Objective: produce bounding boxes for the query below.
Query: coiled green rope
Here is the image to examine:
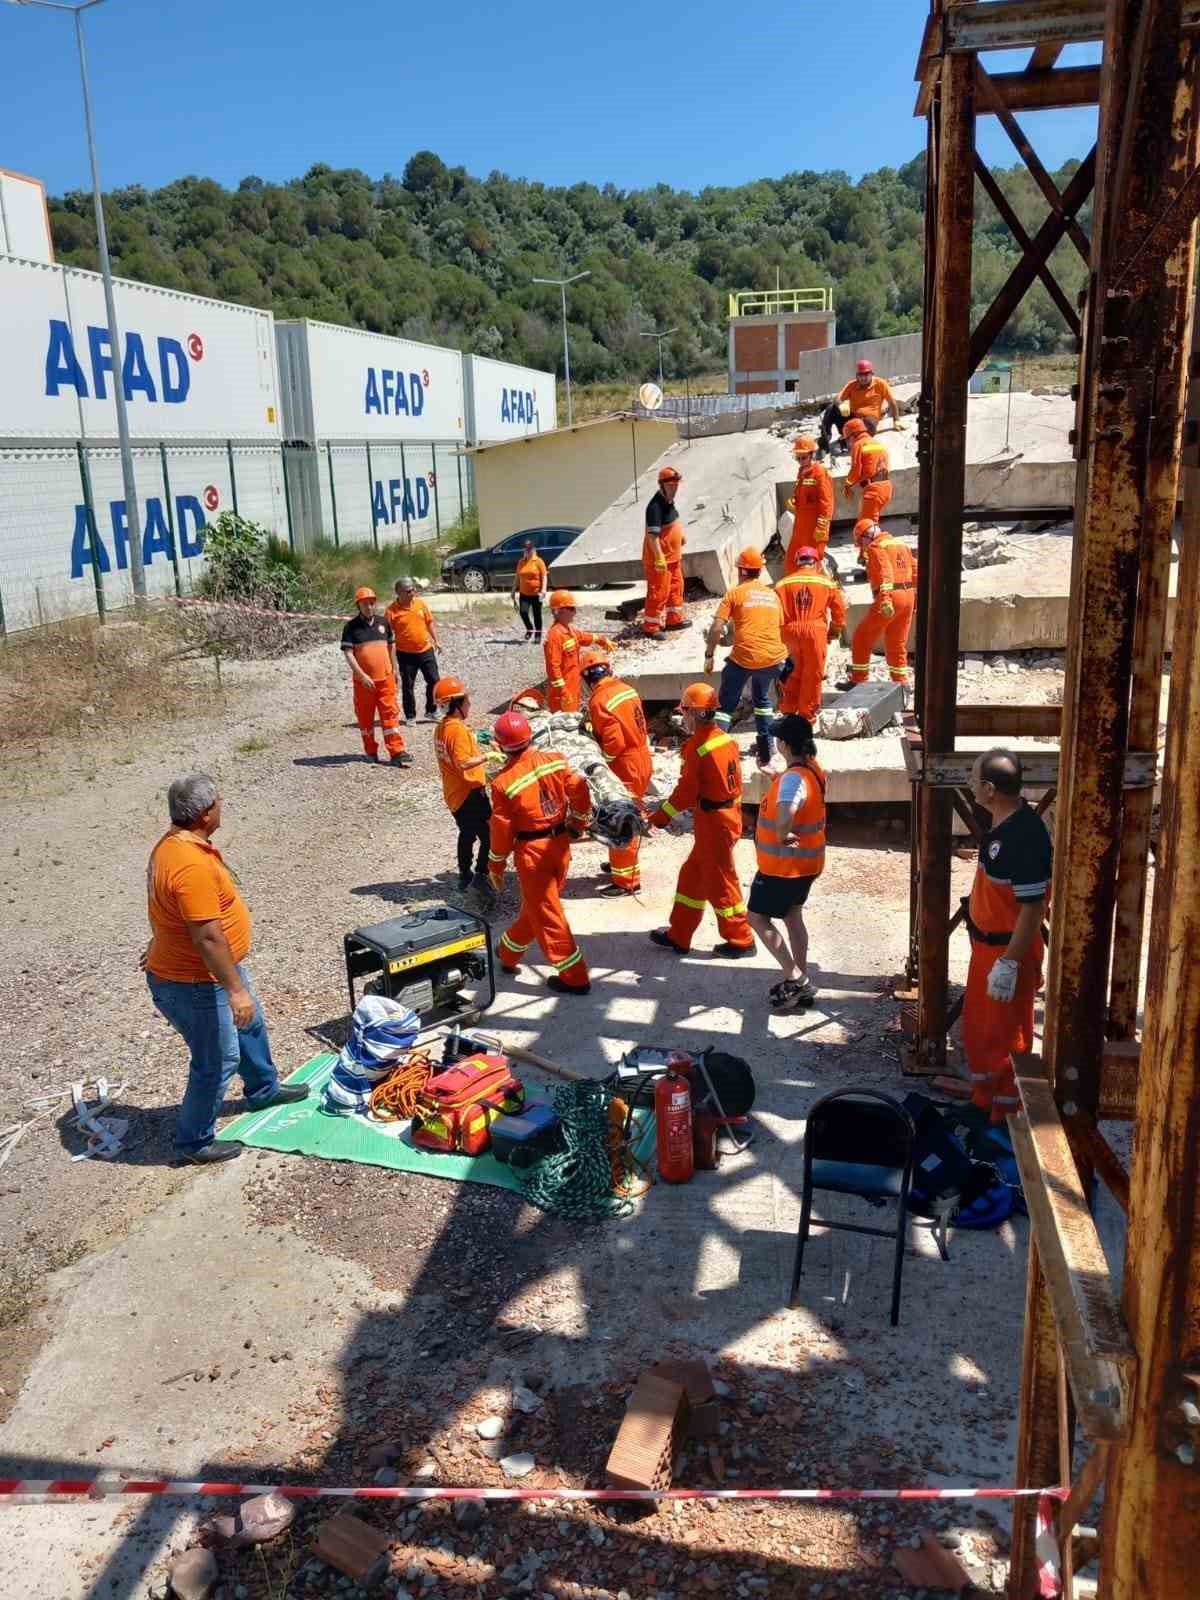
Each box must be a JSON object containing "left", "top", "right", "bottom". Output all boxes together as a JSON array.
[{"left": 519, "top": 1080, "right": 634, "bottom": 1220}]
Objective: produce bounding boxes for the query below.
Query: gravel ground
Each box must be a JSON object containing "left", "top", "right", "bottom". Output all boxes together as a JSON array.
[{"left": 0, "top": 596, "right": 1017, "bottom": 1599}]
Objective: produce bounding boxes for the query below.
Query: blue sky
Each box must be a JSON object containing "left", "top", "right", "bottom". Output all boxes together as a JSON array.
[{"left": 1, "top": 1, "right": 1100, "bottom": 198}]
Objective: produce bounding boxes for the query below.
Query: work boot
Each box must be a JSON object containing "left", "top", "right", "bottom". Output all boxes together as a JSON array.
[
  {"left": 472, "top": 873, "right": 497, "bottom": 909},
  {"left": 395, "top": 751, "right": 414, "bottom": 768},
  {"left": 713, "top": 940, "right": 756, "bottom": 959},
  {"left": 598, "top": 881, "right": 636, "bottom": 898},
  {"left": 599, "top": 863, "right": 612, "bottom": 875},
  {"left": 533, "top": 633, "right": 542, "bottom": 643},
  {"left": 181, "top": 1141, "right": 244, "bottom": 1165},
  {"left": 248, "top": 1084, "right": 309, "bottom": 1111},
  {"left": 665, "top": 620, "right": 693, "bottom": 631},
  {"left": 547, "top": 975, "right": 591, "bottom": 996},
  {"left": 458, "top": 869, "right": 474, "bottom": 892},
  {"left": 834, "top": 678, "right": 859, "bottom": 693},
  {"left": 650, "top": 928, "right": 687, "bottom": 954}
]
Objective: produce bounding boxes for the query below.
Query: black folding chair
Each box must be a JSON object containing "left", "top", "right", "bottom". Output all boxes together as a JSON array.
[{"left": 789, "top": 1088, "right": 917, "bottom": 1327}]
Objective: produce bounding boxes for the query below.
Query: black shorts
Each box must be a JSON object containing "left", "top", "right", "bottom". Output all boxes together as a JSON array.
[{"left": 747, "top": 870, "right": 816, "bottom": 918}]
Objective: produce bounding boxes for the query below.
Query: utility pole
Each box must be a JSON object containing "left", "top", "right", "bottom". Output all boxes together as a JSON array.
[
  {"left": 639, "top": 325, "right": 678, "bottom": 388},
  {"left": 5, "top": 0, "right": 145, "bottom": 600},
  {"left": 532, "top": 271, "right": 590, "bottom": 427}
]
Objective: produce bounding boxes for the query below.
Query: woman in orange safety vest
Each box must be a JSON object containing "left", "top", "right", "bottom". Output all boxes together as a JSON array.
[{"left": 746, "top": 713, "right": 826, "bottom": 1010}]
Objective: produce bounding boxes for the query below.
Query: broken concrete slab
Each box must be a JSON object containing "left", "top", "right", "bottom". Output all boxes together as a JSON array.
[
  {"left": 167, "top": 1548, "right": 218, "bottom": 1600},
  {"left": 816, "top": 681, "right": 905, "bottom": 740}
]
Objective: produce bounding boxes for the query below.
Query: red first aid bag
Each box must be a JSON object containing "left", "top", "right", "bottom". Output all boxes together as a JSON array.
[{"left": 411, "top": 1053, "right": 524, "bottom": 1155}]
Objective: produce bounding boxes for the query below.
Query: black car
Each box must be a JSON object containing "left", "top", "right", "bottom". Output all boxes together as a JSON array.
[{"left": 441, "top": 525, "right": 583, "bottom": 593}]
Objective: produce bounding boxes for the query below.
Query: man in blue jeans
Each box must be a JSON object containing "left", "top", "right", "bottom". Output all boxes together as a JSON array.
[
  {"left": 143, "top": 774, "right": 307, "bottom": 1164},
  {"left": 703, "top": 547, "right": 787, "bottom": 769}
]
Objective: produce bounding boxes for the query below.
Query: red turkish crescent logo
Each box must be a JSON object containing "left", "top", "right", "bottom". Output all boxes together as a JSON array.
[
  {"left": 202, "top": 485, "right": 220, "bottom": 512},
  {"left": 421, "top": 369, "right": 430, "bottom": 387},
  {"left": 187, "top": 334, "right": 205, "bottom": 361}
]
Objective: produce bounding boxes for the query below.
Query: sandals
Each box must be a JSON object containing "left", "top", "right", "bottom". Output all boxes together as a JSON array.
[{"left": 769, "top": 978, "right": 817, "bottom": 1010}]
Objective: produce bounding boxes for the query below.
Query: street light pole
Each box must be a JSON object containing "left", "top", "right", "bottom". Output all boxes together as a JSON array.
[
  {"left": 532, "top": 271, "right": 590, "bottom": 427},
  {"left": 639, "top": 325, "right": 678, "bottom": 388},
  {"left": 5, "top": 0, "right": 145, "bottom": 601}
]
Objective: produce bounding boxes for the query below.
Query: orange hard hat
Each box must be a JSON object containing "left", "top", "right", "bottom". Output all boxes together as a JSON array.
[
  {"left": 579, "top": 646, "right": 611, "bottom": 675},
  {"left": 433, "top": 675, "right": 467, "bottom": 703},
  {"left": 736, "top": 546, "right": 764, "bottom": 572},
  {"left": 856, "top": 359, "right": 874, "bottom": 375},
  {"left": 354, "top": 586, "right": 377, "bottom": 602},
  {"left": 657, "top": 465, "right": 682, "bottom": 484},
  {"left": 843, "top": 417, "right": 868, "bottom": 441},
  {"left": 550, "top": 589, "right": 577, "bottom": 611},
  {"left": 792, "top": 435, "right": 817, "bottom": 456},
  {"left": 678, "top": 681, "right": 719, "bottom": 714},
  {"left": 510, "top": 685, "right": 546, "bottom": 712},
  {"left": 857, "top": 520, "right": 883, "bottom": 546},
  {"left": 494, "top": 711, "right": 533, "bottom": 752},
  {"left": 793, "top": 546, "right": 820, "bottom": 565}
]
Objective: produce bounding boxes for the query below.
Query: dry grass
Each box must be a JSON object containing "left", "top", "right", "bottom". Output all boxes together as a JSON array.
[
  {"left": 0, "top": 613, "right": 204, "bottom": 749},
  {"left": 569, "top": 371, "right": 728, "bottom": 422}
]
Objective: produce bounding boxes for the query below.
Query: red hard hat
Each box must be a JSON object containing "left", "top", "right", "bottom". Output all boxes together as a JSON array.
[
  {"left": 493, "top": 711, "right": 533, "bottom": 752},
  {"left": 843, "top": 417, "right": 868, "bottom": 441},
  {"left": 657, "top": 465, "right": 682, "bottom": 484},
  {"left": 794, "top": 546, "right": 820, "bottom": 565},
  {"left": 736, "top": 546, "right": 764, "bottom": 572},
  {"left": 856, "top": 360, "right": 874, "bottom": 375},
  {"left": 550, "top": 588, "right": 577, "bottom": 611},
  {"left": 433, "top": 675, "right": 467, "bottom": 703}
]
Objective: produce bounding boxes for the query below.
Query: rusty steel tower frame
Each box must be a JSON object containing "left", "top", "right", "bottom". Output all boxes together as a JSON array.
[{"left": 910, "top": 4, "right": 1200, "bottom": 1597}]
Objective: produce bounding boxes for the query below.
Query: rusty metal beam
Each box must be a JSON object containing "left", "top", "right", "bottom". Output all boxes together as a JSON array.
[
  {"left": 915, "top": 48, "right": 975, "bottom": 1072},
  {"left": 1010, "top": 1245, "right": 1067, "bottom": 1598},
  {"left": 1043, "top": 2, "right": 1189, "bottom": 1126},
  {"left": 1108, "top": 48, "right": 1198, "bottom": 1040},
  {"left": 979, "top": 64, "right": 1102, "bottom": 111},
  {"left": 1101, "top": 270, "right": 1200, "bottom": 1600},
  {"left": 975, "top": 64, "right": 1092, "bottom": 261},
  {"left": 1114, "top": 160, "right": 1200, "bottom": 289},
  {"left": 1029, "top": 41, "right": 1066, "bottom": 72},
  {"left": 952, "top": 704, "right": 1063, "bottom": 738},
  {"left": 1064, "top": 1110, "right": 1132, "bottom": 1212},
  {"left": 968, "top": 151, "right": 1096, "bottom": 376},
  {"left": 1099, "top": 1038, "right": 1140, "bottom": 1119},
  {"left": 1010, "top": 1067, "right": 1134, "bottom": 1439},
  {"left": 974, "top": 154, "right": 1082, "bottom": 337}
]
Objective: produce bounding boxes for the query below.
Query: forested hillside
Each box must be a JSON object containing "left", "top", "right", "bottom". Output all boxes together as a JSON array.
[{"left": 46, "top": 150, "right": 1090, "bottom": 383}]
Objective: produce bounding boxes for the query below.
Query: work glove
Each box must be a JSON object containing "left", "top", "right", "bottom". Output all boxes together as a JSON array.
[
  {"left": 841, "top": 482, "right": 854, "bottom": 501},
  {"left": 600, "top": 637, "right": 616, "bottom": 651},
  {"left": 987, "top": 958, "right": 1020, "bottom": 1004},
  {"left": 879, "top": 600, "right": 895, "bottom": 620}
]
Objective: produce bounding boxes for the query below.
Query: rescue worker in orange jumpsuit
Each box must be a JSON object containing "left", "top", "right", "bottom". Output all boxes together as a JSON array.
[
  {"left": 642, "top": 465, "right": 689, "bottom": 636},
  {"left": 339, "top": 586, "right": 412, "bottom": 767},
  {"left": 647, "top": 682, "right": 755, "bottom": 959},
  {"left": 704, "top": 547, "right": 787, "bottom": 768},
  {"left": 432, "top": 675, "right": 493, "bottom": 900},
  {"left": 785, "top": 437, "right": 835, "bottom": 571},
  {"left": 776, "top": 548, "right": 848, "bottom": 722},
  {"left": 747, "top": 712, "right": 826, "bottom": 1010},
  {"left": 818, "top": 359, "right": 897, "bottom": 456},
  {"left": 962, "top": 749, "right": 1052, "bottom": 1123},
  {"left": 841, "top": 418, "right": 893, "bottom": 534},
  {"left": 543, "top": 590, "right": 614, "bottom": 713},
  {"left": 843, "top": 525, "right": 917, "bottom": 688},
  {"left": 581, "top": 647, "right": 653, "bottom": 897},
  {"left": 487, "top": 711, "right": 594, "bottom": 995}
]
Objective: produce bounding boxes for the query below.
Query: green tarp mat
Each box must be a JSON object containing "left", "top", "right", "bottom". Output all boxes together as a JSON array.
[{"left": 218, "top": 1052, "right": 656, "bottom": 1195}]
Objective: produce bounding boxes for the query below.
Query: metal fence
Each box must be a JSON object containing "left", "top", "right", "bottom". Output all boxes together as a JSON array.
[{"left": 0, "top": 436, "right": 475, "bottom": 636}]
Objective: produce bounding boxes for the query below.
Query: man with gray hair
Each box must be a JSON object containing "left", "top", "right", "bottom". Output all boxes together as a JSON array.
[
  {"left": 385, "top": 575, "right": 441, "bottom": 722},
  {"left": 142, "top": 775, "right": 307, "bottom": 1163}
]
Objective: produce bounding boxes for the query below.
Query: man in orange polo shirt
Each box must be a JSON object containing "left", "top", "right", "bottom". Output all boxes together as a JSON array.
[
  {"left": 143, "top": 775, "right": 307, "bottom": 1163},
  {"left": 386, "top": 575, "right": 441, "bottom": 722}
]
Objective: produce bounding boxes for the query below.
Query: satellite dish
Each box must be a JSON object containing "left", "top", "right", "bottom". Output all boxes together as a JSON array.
[{"left": 638, "top": 382, "right": 664, "bottom": 411}]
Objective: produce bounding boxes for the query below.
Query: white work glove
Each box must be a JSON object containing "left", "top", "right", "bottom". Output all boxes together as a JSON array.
[{"left": 986, "top": 958, "right": 1019, "bottom": 1004}]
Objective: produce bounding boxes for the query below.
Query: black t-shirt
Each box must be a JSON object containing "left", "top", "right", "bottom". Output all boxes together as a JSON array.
[
  {"left": 979, "top": 800, "right": 1053, "bottom": 903},
  {"left": 340, "top": 614, "right": 394, "bottom": 651},
  {"left": 645, "top": 490, "right": 680, "bottom": 532}
]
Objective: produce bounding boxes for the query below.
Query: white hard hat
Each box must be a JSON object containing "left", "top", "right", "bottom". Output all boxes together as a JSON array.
[{"left": 638, "top": 382, "right": 664, "bottom": 411}]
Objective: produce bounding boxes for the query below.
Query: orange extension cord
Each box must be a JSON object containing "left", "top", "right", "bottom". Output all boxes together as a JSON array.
[{"left": 368, "top": 1049, "right": 437, "bottom": 1122}]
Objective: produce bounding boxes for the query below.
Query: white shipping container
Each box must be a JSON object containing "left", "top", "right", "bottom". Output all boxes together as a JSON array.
[
  {"left": 0, "top": 168, "right": 53, "bottom": 264},
  {"left": 0, "top": 443, "right": 287, "bottom": 633},
  {"left": 276, "top": 318, "right": 465, "bottom": 445},
  {"left": 0, "top": 255, "right": 281, "bottom": 442},
  {"left": 464, "top": 355, "right": 556, "bottom": 444}
]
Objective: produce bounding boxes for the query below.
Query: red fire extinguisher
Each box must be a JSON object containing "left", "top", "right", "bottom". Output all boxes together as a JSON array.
[{"left": 655, "top": 1067, "right": 694, "bottom": 1184}]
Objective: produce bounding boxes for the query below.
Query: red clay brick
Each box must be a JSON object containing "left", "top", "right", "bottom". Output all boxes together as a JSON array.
[
  {"left": 605, "top": 1372, "right": 689, "bottom": 1491},
  {"left": 313, "top": 1513, "right": 391, "bottom": 1589},
  {"left": 651, "top": 1358, "right": 721, "bottom": 1440}
]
